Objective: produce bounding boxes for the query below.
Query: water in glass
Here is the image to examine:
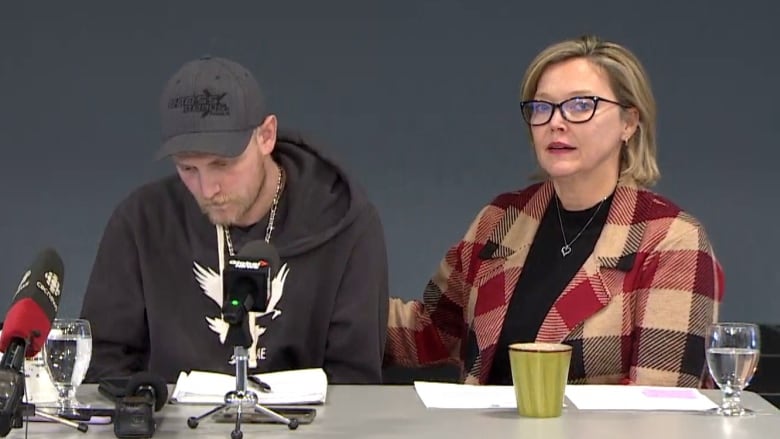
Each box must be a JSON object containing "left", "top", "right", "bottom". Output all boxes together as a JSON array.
[{"left": 706, "top": 347, "right": 759, "bottom": 391}]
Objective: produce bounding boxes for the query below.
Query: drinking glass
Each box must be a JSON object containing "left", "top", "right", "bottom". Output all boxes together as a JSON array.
[
  {"left": 705, "top": 322, "right": 760, "bottom": 416},
  {"left": 43, "top": 318, "right": 92, "bottom": 416}
]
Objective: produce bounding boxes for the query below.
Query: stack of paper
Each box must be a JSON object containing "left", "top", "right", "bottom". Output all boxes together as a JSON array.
[
  {"left": 413, "top": 381, "right": 517, "bottom": 408},
  {"left": 170, "top": 368, "right": 328, "bottom": 405},
  {"left": 564, "top": 385, "right": 718, "bottom": 411},
  {"left": 413, "top": 381, "right": 718, "bottom": 412}
]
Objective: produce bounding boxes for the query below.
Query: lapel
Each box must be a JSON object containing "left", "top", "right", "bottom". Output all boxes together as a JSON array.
[
  {"left": 467, "top": 180, "right": 646, "bottom": 383},
  {"left": 536, "top": 181, "right": 645, "bottom": 342}
]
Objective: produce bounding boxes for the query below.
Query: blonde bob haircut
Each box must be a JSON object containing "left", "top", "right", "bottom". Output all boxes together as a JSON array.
[{"left": 520, "top": 35, "right": 660, "bottom": 187}]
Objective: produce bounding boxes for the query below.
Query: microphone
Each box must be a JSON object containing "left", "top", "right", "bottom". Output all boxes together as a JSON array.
[
  {"left": 0, "top": 248, "right": 65, "bottom": 437},
  {"left": 113, "top": 372, "right": 168, "bottom": 439},
  {"left": 186, "top": 241, "right": 299, "bottom": 433},
  {"left": 0, "top": 248, "right": 63, "bottom": 359},
  {"left": 222, "top": 240, "right": 279, "bottom": 326}
]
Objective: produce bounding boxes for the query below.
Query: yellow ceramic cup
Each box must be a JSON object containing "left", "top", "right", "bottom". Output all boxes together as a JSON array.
[{"left": 509, "top": 342, "right": 572, "bottom": 418}]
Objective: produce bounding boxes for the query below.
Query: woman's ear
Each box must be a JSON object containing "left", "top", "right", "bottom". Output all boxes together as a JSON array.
[{"left": 623, "top": 107, "right": 639, "bottom": 141}]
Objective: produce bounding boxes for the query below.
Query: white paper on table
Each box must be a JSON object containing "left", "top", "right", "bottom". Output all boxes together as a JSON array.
[
  {"left": 170, "top": 368, "right": 327, "bottom": 405},
  {"left": 564, "top": 385, "right": 719, "bottom": 411},
  {"left": 413, "top": 381, "right": 517, "bottom": 409}
]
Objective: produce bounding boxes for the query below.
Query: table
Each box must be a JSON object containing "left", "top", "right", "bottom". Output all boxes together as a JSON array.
[{"left": 7, "top": 385, "right": 780, "bottom": 438}]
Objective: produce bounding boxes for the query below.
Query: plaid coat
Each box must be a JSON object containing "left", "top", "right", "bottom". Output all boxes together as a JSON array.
[{"left": 386, "top": 180, "right": 724, "bottom": 387}]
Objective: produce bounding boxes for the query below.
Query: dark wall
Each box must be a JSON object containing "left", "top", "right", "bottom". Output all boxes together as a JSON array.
[{"left": 1, "top": 1, "right": 777, "bottom": 324}]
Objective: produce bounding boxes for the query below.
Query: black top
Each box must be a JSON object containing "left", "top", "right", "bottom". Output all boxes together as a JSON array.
[
  {"left": 81, "top": 133, "right": 389, "bottom": 384},
  {"left": 487, "top": 192, "right": 614, "bottom": 385}
]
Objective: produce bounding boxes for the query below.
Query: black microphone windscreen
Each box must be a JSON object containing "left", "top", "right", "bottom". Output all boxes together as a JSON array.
[
  {"left": 235, "top": 240, "right": 280, "bottom": 276},
  {"left": 12, "top": 247, "right": 64, "bottom": 319}
]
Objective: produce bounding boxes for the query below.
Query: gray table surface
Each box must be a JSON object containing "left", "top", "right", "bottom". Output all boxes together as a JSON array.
[{"left": 7, "top": 385, "right": 780, "bottom": 438}]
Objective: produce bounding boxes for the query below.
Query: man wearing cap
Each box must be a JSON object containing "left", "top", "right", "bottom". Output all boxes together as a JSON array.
[{"left": 80, "top": 56, "right": 389, "bottom": 384}]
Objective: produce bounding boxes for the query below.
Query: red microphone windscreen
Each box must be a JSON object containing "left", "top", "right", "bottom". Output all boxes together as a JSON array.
[{"left": 0, "top": 298, "right": 52, "bottom": 357}]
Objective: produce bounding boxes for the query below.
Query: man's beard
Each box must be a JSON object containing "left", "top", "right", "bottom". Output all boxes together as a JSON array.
[
  {"left": 199, "top": 188, "right": 262, "bottom": 226},
  {"left": 197, "top": 164, "right": 269, "bottom": 226}
]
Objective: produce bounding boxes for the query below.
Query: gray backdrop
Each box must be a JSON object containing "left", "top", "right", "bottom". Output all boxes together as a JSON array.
[{"left": 1, "top": 1, "right": 777, "bottom": 324}]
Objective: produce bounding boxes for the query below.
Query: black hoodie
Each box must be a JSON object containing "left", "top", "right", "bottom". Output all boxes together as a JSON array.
[{"left": 81, "top": 132, "right": 389, "bottom": 383}]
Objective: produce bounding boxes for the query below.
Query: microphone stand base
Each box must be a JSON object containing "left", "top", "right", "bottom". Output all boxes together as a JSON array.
[
  {"left": 186, "top": 346, "right": 298, "bottom": 437},
  {"left": 31, "top": 407, "right": 89, "bottom": 433},
  {"left": 186, "top": 393, "right": 299, "bottom": 435}
]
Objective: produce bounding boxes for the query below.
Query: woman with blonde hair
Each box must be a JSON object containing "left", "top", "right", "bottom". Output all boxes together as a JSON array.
[{"left": 385, "top": 35, "right": 723, "bottom": 387}]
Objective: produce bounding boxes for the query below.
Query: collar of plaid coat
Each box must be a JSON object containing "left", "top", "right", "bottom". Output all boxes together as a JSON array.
[{"left": 387, "top": 179, "right": 724, "bottom": 387}]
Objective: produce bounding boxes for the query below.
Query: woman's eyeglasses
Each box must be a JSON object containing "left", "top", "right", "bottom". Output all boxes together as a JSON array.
[{"left": 520, "top": 96, "right": 629, "bottom": 126}]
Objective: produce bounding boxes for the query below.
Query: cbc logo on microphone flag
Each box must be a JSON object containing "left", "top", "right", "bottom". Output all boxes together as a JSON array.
[{"left": 44, "top": 272, "right": 61, "bottom": 297}]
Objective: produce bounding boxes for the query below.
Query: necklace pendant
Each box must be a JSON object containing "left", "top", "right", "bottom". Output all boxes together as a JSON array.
[{"left": 560, "top": 245, "right": 572, "bottom": 257}]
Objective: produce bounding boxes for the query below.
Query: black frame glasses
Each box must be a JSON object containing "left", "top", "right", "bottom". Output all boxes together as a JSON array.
[{"left": 519, "top": 95, "right": 629, "bottom": 126}]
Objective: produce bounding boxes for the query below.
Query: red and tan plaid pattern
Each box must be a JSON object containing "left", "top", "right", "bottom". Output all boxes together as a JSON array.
[{"left": 386, "top": 181, "right": 724, "bottom": 387}]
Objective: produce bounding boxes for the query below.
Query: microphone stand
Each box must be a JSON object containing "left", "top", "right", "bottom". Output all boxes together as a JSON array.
[
  {"left": 1, "top": 401, "right": 89, "bottom": 436},
  {"left": 186, "top": 345, "right": 298, "bottom": 439},
  {"left": 188, "top": 252, "right": 298, "bottom": 438},
  {"left": 24, "top": 402, "right": 88, "bottom": 432}
]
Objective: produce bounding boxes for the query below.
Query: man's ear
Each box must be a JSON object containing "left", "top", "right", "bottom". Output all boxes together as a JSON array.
[{"left": 255, "top": 114, "right": 278, "bottom": 156}]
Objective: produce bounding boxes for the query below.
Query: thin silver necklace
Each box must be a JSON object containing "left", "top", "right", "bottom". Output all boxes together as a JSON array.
[
  {"left": 554, "top": 195, "right": 606, "bottom": 258},
  {"left": 224, "top": 163, "right": 284, "bottom": 256}
]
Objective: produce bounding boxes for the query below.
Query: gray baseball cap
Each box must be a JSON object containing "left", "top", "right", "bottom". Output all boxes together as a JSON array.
[{"left": 156, "top": 56, "right": 267, "bottom": 159}]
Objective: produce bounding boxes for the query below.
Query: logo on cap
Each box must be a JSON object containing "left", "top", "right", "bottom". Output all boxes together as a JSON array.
[{"left": 168, "top": 89, "right": 230, "bottom": 118}]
